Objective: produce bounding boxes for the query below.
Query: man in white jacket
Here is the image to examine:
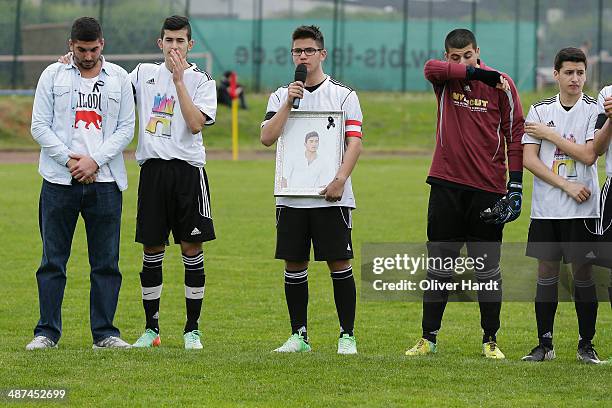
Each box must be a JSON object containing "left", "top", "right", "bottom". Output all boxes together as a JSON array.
[{"left": 26, "top": 17, "right": 134, "bottom": 350}]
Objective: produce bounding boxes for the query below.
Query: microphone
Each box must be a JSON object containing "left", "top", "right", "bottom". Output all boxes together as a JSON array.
[{"left": 292, "top": 63, "right": 307, "bottom": 109}]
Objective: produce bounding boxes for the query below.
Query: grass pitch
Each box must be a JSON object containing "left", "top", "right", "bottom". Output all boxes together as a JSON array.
[{"left": 0, "top": 158, "right": 610, "bottom": 407}]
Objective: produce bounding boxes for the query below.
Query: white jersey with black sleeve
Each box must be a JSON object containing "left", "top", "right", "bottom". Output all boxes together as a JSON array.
[
  {"left": 130, "top": 62, "right": 217, "bottom": 167},
  {"left": 262, "top": 76, "right": 363, "bottom": 209},
  {"left": 596, "top": 85, "right": 612, "bottom": 176},
  {"left": 522, "top": 93, "right": 599, "bottom": 219}
]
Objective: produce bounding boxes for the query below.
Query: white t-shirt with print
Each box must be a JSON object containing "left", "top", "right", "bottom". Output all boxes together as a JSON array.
[
  {"left": 130, "top": 62, "right": 217, "bottom": 167},
  {"left": 71, "top": 75, "right": 114, "bottom": 182},
  {"left": 522, "top": 93, "right": 599, "bottom": 219}
]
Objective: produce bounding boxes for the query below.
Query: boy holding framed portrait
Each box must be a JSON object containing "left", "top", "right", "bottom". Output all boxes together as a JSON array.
[{"left": 260, "top": 25, "right": 364, "bottom": 355}]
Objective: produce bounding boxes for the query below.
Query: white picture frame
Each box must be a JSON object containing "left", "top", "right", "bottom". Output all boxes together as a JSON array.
[{"left": 274, "top": 111, "right": 345, "bottom": 197}]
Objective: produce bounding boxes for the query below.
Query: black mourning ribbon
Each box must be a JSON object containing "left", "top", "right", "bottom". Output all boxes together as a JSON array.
[
  {"left": 327, "top": 116, "right": 335, "bottom": 130},
  {"left": 93, "top": 80, "right": 105, "bottom": 93}
]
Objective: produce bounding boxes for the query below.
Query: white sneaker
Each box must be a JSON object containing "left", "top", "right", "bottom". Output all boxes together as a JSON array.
[
  {"left": 184, "top": 330, "right": 203, "bottom": 350},
  {"left": 273, "top": 333, "right": 312, "bottom": 353},
  {"left": 337, "top": 334, "right": 357, "bottom": 355},
  {"left": 26, "top": 336, "right": 57, "bottom": 350},
  {"left": 93, "top": 336, "right": 131, "bottom": 349}
]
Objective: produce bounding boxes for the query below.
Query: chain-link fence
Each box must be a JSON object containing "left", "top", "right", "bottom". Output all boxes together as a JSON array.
[
  {"left": 0, "top": 0, "right": 190, "bottom": 89},
  {"left": 1, "top": 0, "right": 610, "bottom": 92}
]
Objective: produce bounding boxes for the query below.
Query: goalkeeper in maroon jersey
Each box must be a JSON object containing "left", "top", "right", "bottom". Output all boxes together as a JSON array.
[{"left": 405, "top": 28, "right": 525, "bottom": 359}]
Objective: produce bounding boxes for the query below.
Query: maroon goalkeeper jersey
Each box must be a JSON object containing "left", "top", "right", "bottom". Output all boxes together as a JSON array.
[{"left": 424, "top": 59, "right": 524, "bottom": 194}]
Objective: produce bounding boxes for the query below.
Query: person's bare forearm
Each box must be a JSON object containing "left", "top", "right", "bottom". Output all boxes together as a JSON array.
[
  {"left": 594, "top": 119, "right": 612, "bottom": 156},
  {"left": 546, "top": 134, "right": 596, "bottom": 165},
  {"left": 336, "top": 137, "right": 362, "bottom": 181},
  {"left": 523, "top": 145, "right": 568, "bottom": 190},
  {"left": 260, "top": 103, "right": 291, "bottom": 146},
  {"left": 261, "top": 81, "right": 304, "bottom": 146},
  {"left": 524, "top": 143, "right": 592, "bottom": 203},
  {"left": 175, "top": 80, "right": 205, "bottom": 134},
  {"left": 318, "top": 137, "right": 363, "bottom": 201}
]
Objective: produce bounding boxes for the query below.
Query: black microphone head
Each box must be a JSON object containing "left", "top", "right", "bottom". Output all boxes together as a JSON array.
[{"left": 294, "top": 64, "right": 307, "bottom": 82}]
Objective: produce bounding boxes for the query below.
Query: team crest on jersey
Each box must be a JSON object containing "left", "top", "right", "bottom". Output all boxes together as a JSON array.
[
  {"left": 552, "top": 134, "right": 577, "bottom": 179},
  {"left": 145, "top": 93, "right": 175, "bottom": 138}
]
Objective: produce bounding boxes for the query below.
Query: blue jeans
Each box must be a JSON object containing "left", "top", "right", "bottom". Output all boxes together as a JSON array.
[{"left": 34, "top": 180, "right": 123, "bottom": 343}]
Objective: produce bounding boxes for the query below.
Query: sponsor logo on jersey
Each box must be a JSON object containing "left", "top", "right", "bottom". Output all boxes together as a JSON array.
[
  {"left": 145, "top": 93, "right": 176, "bottom": 137},
  {"left": 451, "top": 92, "right": 489, "bottom": 112},
  {"left": 552, "top": 134, "right": 577, "bottom": 179}
]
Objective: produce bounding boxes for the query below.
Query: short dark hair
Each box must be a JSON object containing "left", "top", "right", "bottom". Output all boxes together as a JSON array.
[
  {"left": 70, "top": 17, "right": 102, "bottom": 42},
  {"left": 554, "top": 47, "right": 587, "bottom": 71},
  {"left": 161, "top": 15, "right": 191, "bottom": 41},
  {"left": 304, "top": 131, "right": 319, "bottom": 143},
  {"left": 292, "top": 25, "right": 324, "bottom": 49},
  {"left": 444, "top": 28, "right": 477, "bottom": 51}
]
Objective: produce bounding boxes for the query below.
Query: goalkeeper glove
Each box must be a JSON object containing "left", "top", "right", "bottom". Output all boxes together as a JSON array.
[
  {"left": 466, "top": 66, "right": 503, "bottom": 88},
  {"left": 480, "top": 180, "right": 522, "bottom": 225}
]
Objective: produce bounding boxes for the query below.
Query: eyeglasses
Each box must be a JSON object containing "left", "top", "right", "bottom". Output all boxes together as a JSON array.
[{"left": 291, "top": 47, "right": 323, "bottom": 56}]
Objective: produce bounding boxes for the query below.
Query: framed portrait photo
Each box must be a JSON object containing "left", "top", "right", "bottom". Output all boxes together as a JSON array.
[{"left": 274, "top": 111, "right": 345, "bottom": 197}]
